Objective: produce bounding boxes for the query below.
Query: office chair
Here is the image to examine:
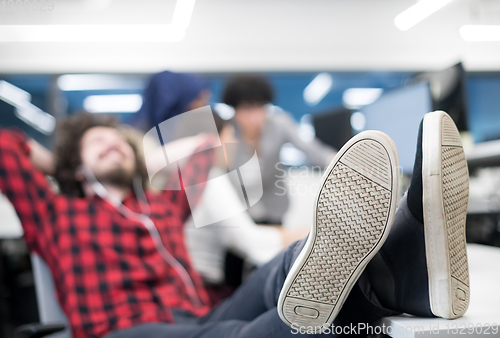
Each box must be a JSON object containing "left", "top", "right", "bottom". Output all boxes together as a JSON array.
[{"left": 15, "top": 253, "right": 69, "bottom": 338}]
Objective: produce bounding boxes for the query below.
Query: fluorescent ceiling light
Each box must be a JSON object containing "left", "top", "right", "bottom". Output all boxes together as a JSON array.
[
  {"left": 0, "top": 80, "right": 31, "bottom": 107},
  {"left": 172, "top": 0, "right": 197, "bottom": 30},
  {"left": 82, "top": 0, "right": 114, "bottom": 11},
  {"left": 350, "top": 112, "right": 367, "bottom": 132},
  {"left": 460, "top": 25, "right": 500, "bottom": 42},
  {"left": 49, "top": 0, "right": 113, "bottom": 12},
  {"left": 0, "top": 25, "right": 185, "bottom": 42},
  {"left": 58, "top": 74, "right": 144, "bottom": 91},
  {"left": 394, "top": 0, "right": 454, "bottom": 31},
  {"left": 0, "top": 80, "right": 55, "bottom": 134},
  {"left": 214, "top": 103, "right": 235, "bottom": 120},
  {"left": 84, "top": 94, "right": 143, "bottom": 113},
  {"left": 303, "top": 73, "right": 333, "bottom": 106},
  {"left": 15, "top": 105, "right": 56, "bottom": 135},
  {"left": 342, "top": 88, "right": 383, "bottom": 109},
  {"left": 0, "top": 0, "right": 195, "bottom": 42},
  {"left": 298, "top": 114, "right": 315, "bottom": 142}
]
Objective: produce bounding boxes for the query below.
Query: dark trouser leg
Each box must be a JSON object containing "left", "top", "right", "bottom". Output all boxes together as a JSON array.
[
  {"left": 199, "top": 240, "right": 301, "bottom": 323},
  {"left": 105, "top": 308, "right": 330, "bottom": 338},
  {"left": 106, "top": 239, "right": 398, "bottom": 338},
  {"left": 104, "top": 242, "right": 306, "bottom": 338},
  {"left": 202, "top": 237, "right": 399, "bottom": 335}
]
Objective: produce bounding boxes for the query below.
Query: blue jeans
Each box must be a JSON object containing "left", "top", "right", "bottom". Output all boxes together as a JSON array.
[{"left": 105, "top": 240, "right": 397, "bottom": 338}]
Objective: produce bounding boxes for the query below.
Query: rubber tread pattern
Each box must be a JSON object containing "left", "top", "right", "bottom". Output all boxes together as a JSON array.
[{"left": 286, "top": 162, "right": 391, "bottom": 304}]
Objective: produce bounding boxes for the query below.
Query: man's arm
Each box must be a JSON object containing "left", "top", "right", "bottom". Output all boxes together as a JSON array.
[
  {"left": 145, "top": 134, "right": 208, "bottom": 179},
  {"left": 0, "top": 129, "right": 58, "bottom": 250},
  {"left": 161, "top": 135, "right": 217, "bottom": 223},
  {"left": 27, "top": 139, "right": 55, "bottom": 176}
]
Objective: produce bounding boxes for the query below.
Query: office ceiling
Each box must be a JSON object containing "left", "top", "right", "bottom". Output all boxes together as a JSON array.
[{"left": 0, "top": 0, "right": 499, "bottom": 73}]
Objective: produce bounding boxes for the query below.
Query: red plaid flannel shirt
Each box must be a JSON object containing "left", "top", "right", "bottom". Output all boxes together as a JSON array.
[{"left": 0, "top": 129, "right": 215, "bottom": 338}]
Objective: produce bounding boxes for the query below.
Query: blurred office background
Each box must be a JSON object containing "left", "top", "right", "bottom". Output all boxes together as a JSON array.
[{"left": 1, "top": 0, "right": 500, "bottom": 336}]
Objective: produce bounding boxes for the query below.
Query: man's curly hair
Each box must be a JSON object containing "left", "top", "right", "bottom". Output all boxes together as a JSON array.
[
  {"left": 54, "top": 112, "right": 148, "bottom": 197},
  {"left": 222, "top": 74, "right": 274, "bottom": 108}
]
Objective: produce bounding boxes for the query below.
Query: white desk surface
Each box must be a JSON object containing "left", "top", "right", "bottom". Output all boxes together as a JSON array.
[{"left": 379, "top": 244, "right": 500, "bottom": 337}]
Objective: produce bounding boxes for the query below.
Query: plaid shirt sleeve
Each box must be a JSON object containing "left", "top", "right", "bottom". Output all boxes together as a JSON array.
[
  {"left": 162, "top": 135, "right": 216, "bottom": 223},
  {"left": 0, "top": 129, "right": 58, "bottom": 250}
]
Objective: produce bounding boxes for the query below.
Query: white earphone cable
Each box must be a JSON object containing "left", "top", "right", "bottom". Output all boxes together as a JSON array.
[{"left": 78, "top": 165, "right": 203, "bottom": 307}]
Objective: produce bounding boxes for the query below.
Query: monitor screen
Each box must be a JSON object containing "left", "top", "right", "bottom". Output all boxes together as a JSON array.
[
  {"left": 312, "top": 108, "right": 353, "bottom": 151},
  {"left": 413, "top": 62, "right": 468, "bottom": 132},
  {"left": 361, "top": 82, "right": 432, "bottom": 174},
  {"left": 467, "top": 76, "right": 500, "bottom": 143}
]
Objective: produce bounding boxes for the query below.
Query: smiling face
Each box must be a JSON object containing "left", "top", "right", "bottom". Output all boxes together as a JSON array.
[{"left": 79, "top": 126, "right": 136, "bottom": 187}]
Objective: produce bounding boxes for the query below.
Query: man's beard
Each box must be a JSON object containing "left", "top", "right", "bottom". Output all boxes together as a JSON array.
[{"left": 95, "top": 166, "right": 135, "bottom": 188}]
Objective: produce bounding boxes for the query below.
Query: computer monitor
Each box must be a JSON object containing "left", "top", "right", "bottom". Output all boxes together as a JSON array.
[
  {"left": 413, "top": 62, "right": 468, "bottom": 132},
  {"left": 361, "top": 82, "right": 432, "bottom": 174},
  {"left": 467, "top": 75, "right": 500, "bottom": 143},
  {"left": 312, "top": 108, "right": 353, "bottom": 151}
]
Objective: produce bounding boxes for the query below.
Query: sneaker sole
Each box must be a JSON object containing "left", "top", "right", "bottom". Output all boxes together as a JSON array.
[
  {"left": 277, "top": 131, "right": 399, "bottom": 331},
  {"left": 422, "top": 111, "right": 470, "bottom": 319}
]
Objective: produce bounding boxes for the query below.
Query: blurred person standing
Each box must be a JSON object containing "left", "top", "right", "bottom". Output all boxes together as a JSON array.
[
  {"left": 222, "top": 75, "right": 336, "bottom": 224},
  {"left": 133, "top": 71, "right": 210, "bottom": 140},
  {"left": 184, "top": 113, "right": 309, "bottom": 305}
]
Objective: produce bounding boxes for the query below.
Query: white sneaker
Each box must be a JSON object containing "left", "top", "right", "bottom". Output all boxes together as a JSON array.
[
  {"left": 277, "top": 130, "right": 400, "bottom": 331},
  {"left": 422, "top": 110, "right": 470, "bottom": 319}
]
